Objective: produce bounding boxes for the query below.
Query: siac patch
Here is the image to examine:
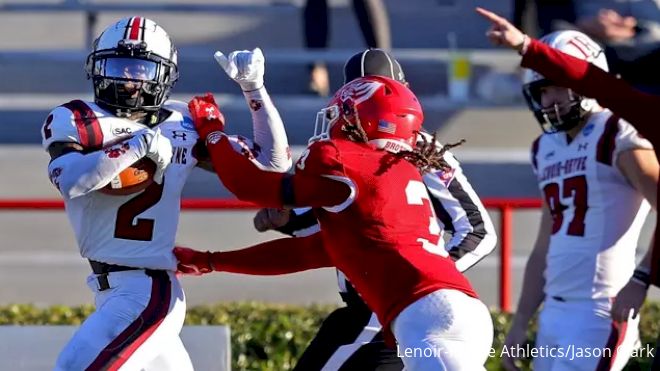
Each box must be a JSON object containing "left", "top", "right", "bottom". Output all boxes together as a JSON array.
[
  {"left": 582, "top": 123, "right": 594, "bottom": 137},
  {"left": 182, "top": 116, "right": 196, "bottom": 131}
]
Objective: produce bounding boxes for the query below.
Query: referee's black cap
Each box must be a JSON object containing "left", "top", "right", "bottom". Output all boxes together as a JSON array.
[{"left": 343, "top": 48, "right": 406, "bottom": 84}]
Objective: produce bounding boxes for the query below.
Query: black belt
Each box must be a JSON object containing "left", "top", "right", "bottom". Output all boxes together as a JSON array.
[{"left": 89, "top": 260, "right": 141, "bottom": 291}]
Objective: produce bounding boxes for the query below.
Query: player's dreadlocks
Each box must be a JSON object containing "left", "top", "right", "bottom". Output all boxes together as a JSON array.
[
  {"left": 397, "top": 132, "right": 465, "bottom": 173},
  {"left": 340, "top": 109, "right": 370, "bottom": 143}
]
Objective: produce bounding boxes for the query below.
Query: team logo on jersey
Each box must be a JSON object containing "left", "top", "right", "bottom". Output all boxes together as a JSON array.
[
  {"left": 249, "top": 99, "right": 263, "bottom": 111},
  {"left": 182, "top": 116, "right": 195, "bottom": 131},
  {"left": 582, "top": 123, "right": 594, "bottom": 137},
  {"left": 104, "top": 142, "right": 130, "bottom": 158},
  {"left": 578, "top": 142, "right": 588, "bottom": 151}
]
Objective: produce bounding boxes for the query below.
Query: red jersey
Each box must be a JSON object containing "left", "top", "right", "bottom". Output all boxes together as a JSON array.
[{"left": 296, "top": 138, "right": 477, "bottom": 329}]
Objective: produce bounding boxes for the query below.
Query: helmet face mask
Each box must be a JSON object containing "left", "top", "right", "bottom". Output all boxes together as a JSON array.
[
  {"left": 521, "top": 30, "right": 606, "bottom": 134},
  {"left": 309, "top": 76, "right": 424, "bottom": 153},
  {"left": 86, "top": 18, "right": 179, "bottom": 116},
  {"left": 311, "top": 105, "right": 340, "bottom": 144},
  {"left": 523, "top": 79, "right": 589, "bottom": 134}
]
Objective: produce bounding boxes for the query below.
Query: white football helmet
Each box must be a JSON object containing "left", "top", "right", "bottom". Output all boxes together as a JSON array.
[
  {"left": 85, "top": 17, "right": 178, "bottom": 116},
  {"left": 522, "top": 30, "right": 607, "bottom": 133}
]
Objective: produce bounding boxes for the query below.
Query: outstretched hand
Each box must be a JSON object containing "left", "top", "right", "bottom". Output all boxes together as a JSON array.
[
  {"left": 188, "top": 93, "right": 226, "bottom": 141},
  {"left": 173, "top": 246, "right": 215, "bottom": 276},
  {"left": 253, "top": 208, "right": 291, "bottom": 232},
  {"left": 214, "top": 48, "right": 265, "bottom": 92},
  {"left": 475, "top": 7, "right": 528, "bottom": 53}
]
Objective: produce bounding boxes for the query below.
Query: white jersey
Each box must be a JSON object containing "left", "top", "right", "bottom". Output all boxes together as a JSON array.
[
  {"left": 42, "top": 100, "right": 199, "bottom": 270},
  {"left": 531, "top": 110, "right": 653, "bottom": 300}
]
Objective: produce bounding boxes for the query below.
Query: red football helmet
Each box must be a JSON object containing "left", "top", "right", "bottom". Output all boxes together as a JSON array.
[{"left": 310, "top": 76, "right": 424, "bottom": 153}]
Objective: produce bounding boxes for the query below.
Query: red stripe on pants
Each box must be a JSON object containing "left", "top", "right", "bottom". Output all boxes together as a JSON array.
[{"left": 85, "top": 271, "right": 172, "bottom": 371}]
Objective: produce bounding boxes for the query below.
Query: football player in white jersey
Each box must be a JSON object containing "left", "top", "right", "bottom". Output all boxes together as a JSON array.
[
  {"left": 500, "top": 30, "right": 659, "bottom": 371},
  {"left": 42, "top": 17, "right": 291, "bottom": 370}
]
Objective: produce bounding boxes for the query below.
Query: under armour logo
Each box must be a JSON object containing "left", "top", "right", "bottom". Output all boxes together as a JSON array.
[
  {"left": 172, "top": 131, "right": 187, "bottom": 141},
  {"left": 205, "top": 106, "right": 218, "bottom": 120},
  {"left": 578, "top": 143, "right": 588, "bottom": 151}
]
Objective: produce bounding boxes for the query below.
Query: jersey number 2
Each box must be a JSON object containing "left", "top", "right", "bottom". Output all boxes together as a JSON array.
[
  {"left": 114, "top": 181, "right": 165, "bottom": 241},
  {"left": 405, "top": 180, "right": 447, "bottom": 257},
  {"left": 542, "top": 175, "right": 588, "bottom": 236}
]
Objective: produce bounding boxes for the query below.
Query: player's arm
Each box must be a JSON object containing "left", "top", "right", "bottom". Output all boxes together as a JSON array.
[
  {"left": 618, "top": 150, "right": 659, "bottom": 212},
  {"left": 612, "top": 144, "right": 660, "bottom": 304},
  {"left": 423, "top": 152, "right": 497, "bottom": 272},
  {"left": 43, "top": 108, "right": 168, "bottom": 199},
  {"left": 242, "top": 86, "right": 291, "bottom": 172},
  {"left": 213, "top": 48, "right": 292, "bottom": 172},
  {"left": 614, "top": 142, "right": 659, "bottom": 314},
  {"left": 212, "top": 136, "right": 351, "bottom": 208},
  {"left": 174, "top": 233, "right": 333, "bottom": 276}
]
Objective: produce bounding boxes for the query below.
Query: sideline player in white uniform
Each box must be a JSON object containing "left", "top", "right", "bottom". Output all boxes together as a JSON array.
[
  {"left": 42, "top": 17, "right": 291, "bottom": 370},
  {"left": 502, "top": 30, "right": 658, "bottom": 371}
]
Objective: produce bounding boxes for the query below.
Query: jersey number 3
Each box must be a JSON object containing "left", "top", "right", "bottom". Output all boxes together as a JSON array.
[
  {"left": 405, "top": 180, "right": 447, "bottom": 257},
  {"left": 542, "top": 175, "right": 588, "bottom": 236}
]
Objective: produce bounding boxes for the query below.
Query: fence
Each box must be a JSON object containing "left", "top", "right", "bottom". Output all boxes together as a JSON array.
[{"left": 0, "top": 197, "right": 543, "bottom": 313}]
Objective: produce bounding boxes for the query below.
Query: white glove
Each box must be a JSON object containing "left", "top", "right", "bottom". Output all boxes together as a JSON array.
[
  {"left": 137, "top": 128, "right": 172, "bottom": 184},
  {"left": 214, "top": 48, "right": 265, "bottom": 92}
]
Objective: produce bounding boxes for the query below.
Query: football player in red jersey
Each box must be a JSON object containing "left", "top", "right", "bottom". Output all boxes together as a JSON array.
[{"left": 177, "top": 76, "right": 494, "bottom": 369}]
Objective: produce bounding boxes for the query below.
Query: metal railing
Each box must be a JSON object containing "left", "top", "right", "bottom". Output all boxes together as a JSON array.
[{"left": 0, "top": 196, "right": 543, "bottom": 312}]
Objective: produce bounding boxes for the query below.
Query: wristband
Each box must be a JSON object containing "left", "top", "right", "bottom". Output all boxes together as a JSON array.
[{"left": 632, "top": 268, "right": 651, "bottom": 289}]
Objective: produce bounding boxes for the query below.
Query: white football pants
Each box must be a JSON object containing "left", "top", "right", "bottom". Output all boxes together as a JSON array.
[
  {"left": 392, "top": 288, "right": 494, "bottom": 370},
  {"left": 54, "top": 269, "right": 192, "bottom": 371},
  {"left": 533, "top": 296, "right": 640, "bottom": 371}
]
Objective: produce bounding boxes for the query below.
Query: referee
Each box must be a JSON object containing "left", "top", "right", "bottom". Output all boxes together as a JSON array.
[{"left": 252, "top": 48, "right": 498, "bottom": 371}]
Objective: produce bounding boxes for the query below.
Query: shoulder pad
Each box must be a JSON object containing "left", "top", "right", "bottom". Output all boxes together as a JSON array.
[
  {"left": 41, "top": 105, "right": 81, "bottom": 151},
  {"left": 295, "top": 140, "right": 343, "bottom": 177}
]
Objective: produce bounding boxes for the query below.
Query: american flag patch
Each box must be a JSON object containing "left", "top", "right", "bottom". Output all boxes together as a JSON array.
[{"left": 378, "top": 120, "right": 396, "bottom": 134}]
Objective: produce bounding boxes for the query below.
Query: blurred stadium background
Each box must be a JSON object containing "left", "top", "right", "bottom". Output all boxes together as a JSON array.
[{"left": 0, "top": 0, "right": 656, "bottom": 315}]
